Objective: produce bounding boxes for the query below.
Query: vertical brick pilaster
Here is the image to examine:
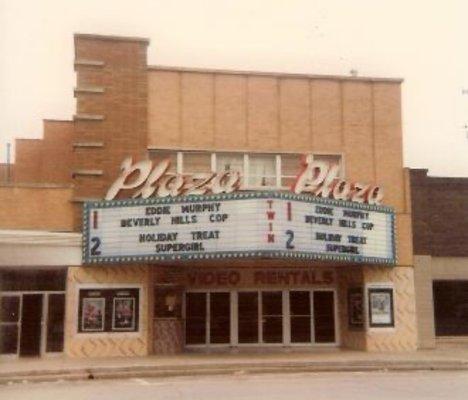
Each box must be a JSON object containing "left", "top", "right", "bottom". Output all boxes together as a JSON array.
[
  {"left": 73, "top": 34, "right": 149, "bottom": 199},
  {"left": 72, "top": 34, "right": 150, "bottom": 228}
]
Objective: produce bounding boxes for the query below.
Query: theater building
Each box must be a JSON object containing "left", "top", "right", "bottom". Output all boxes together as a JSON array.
[
  {"left": 411, "top": 169, "right": 468, "bottom": 349},
  {"left": 0, "top": 33, "right": 417, "bottom": 358}
]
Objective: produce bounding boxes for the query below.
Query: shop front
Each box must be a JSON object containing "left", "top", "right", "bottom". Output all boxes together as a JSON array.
[
  {"left": 152, "top": 265, "right": 338, "bottom": 352},
  {"left": 71, "top": 169, "right": 398, "bottom": 355},
  {"left": 0, "top": 269, "right": 67, "bottom": 357},
  {"left": 184, "top": 274, "right": 338, "bottom": 348}
]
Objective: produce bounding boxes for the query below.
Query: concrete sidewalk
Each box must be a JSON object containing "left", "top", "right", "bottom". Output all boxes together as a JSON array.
[{"left": 1, "top": 347, "right": 468, "bottom": 384}]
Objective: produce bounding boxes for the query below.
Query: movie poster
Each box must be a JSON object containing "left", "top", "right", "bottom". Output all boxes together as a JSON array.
[
  {"left": 348, "top": 288, "right": 364, "bottom": 328},
  {"left": 112, "top": 297, "right": 136, "bottom": 330},
  {"left": 81, "top": 297, "right": 105, "bottom": 331},
  {"left": 368, "top": 288, "right": 394, "bottom": 327}
]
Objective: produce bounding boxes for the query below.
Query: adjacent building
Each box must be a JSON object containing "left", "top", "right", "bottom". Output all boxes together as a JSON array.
[
  {"left": 411, "top": 169, "right": 468, "bottom": 349},
  {"left": 0, "top": 33, "right": 417, "bottom": 358}
]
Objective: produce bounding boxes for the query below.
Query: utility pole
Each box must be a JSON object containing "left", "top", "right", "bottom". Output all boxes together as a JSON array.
[
  {"left": 6, "top": 142, "right": 11, "bottom": 182},
  {"left": 463, "top": 89, "right": 468, "bottom": 139}
]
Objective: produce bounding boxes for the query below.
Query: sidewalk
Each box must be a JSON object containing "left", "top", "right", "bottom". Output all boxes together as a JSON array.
[{"left": 1, "top": 347, "right": 468, "bottom": 384}]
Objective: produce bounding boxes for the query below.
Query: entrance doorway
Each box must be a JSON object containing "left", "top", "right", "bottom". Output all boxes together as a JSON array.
[
  {"left": 0, "top": 292, "right": 65, "bottom": 357},
  {"left": 184, "top": 289, "right": 337, "bottom": 347},
  {"left": 19, "top": 294, "right": 43, "bottom": 356},
  {"left": 185, "top": 292, "right": 231, "bottom": 345}
]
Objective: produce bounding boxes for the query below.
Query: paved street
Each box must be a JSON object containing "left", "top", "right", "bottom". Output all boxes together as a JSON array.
[{"left": 1, "top": 371, "right": 468, "bottom": 400}]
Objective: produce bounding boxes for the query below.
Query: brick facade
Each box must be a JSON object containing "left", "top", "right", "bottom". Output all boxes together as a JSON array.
[
  {"left": 2, "top": 33, "right": 419, "bottom": 356},
  {"left": 410, "top": 169, "right": 468, "bottom": 257}
]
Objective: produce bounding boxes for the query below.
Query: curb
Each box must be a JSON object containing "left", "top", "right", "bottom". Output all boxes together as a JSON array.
[{"left": 2, "top": 360, "right": 468, "bottom": 385}]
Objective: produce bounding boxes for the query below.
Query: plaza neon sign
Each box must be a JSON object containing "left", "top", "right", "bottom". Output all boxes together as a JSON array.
[{"left": 105, "top": 156, "right": 384, "bottom": 205}]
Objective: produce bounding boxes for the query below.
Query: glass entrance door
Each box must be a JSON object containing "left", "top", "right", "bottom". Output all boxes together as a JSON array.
[
  {"left": 1, "top": 292, "right": 66, "bottom": 357},
  {"left": 46, "top": 294, "right": 65, "bottom": 353},
  {"left": 185, "top": 292, "right": 231, "bottom": 345},
  {"left": 185, "top": 289, "right": 336, "bottom": 347},
  {"left": 209, "top": 292, "right": 230, "bottom": 344},
  {"left": 20, "top": 294, "right": 43, "bottom": 356},
  {"left": 185, "top": 292, "right": 207, "bottom": 345},
  {"left": 290, "top": 291, "right": 312, "bottom": 343},
  {"left": 313, "top": 291, "right": 336, "bottom": 343},
  {"left": 238, "top": 292, "right": 259, "bottom": 344},
  {"left": 261, "top": 291, "right": 283, "bottom": 343}
]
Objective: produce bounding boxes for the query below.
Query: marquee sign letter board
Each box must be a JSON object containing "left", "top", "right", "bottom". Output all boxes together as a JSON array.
[{"left": 82, "top": 191, "right": 395, "bottom": 265}]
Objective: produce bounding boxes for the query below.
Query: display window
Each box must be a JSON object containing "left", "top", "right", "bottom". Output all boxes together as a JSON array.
[
  {"left": 433, "top": 280, "right": 468, "bottom": 336},
  {"left": 348, "top": 287, "right": 364, "bottom": 329},
  {"left": 81, "top": 297, "right": 105, "bottom": 332},
  {"left": 78, "top": 288, "right": 140, "bottom": 333},
  {"left": 368, "top": 287, "right": 394, "bottom": 328}
]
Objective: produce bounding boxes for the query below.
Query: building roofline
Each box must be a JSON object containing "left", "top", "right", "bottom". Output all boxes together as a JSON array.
[
  {"left": 43, "top": 119, "right": 73, "bottom": 123},
  {"left": 409, "top": 168, "right": 468, "bottom": 184},
  {"left": 148, "top": 65, "right": 404, "bottom": 83},
  {"left": 74, "top": 33, "right": 150, "bottom": 44},
  {"left": 15, "top": 138, "right": 42, "bottom": 142},
  {"left": 0, "top": 183, "right": 74, "bottom": 189}
]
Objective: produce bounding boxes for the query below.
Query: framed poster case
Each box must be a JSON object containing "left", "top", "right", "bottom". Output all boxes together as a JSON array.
[
  {"left": 368, "top": 287, "right": 395, "bottom": 328},
  {"left": 348, "top": 287, "right": 364, "bottom": 329}
]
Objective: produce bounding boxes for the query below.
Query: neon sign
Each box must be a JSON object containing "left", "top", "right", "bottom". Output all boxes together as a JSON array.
[{"left": 105, "top": 156, "right": 384, "bottom": 205}]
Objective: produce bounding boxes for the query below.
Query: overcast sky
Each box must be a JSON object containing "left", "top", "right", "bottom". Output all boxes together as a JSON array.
[{"left": 1, "top": 0, "right": 467, "bottom": 177}]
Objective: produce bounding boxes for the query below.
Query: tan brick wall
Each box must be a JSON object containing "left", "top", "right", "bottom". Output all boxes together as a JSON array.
[
  {"left": 40, "top": 120, "right": 74, "bottom": 184},
  {"left": 14, "top": 139, "right": 43, "bottom": 183},
  {"left": 72, "top": 35, "right": 149, "bottom": 202},
  {"left": 0, "top": 163, "right": 14, "bottom": 183},
  {"left": 413, "top": 255, "right": 436, "bottom": 349},
  {"left": 65, "top": 265, "right": 151, "bottom": 358},
  {"left": 12, "top": 120, "right": 73, "bottom": 185},
  {"left": 148, "top": 71, "right": 406, "bottom": 212},
  {"left": 363, "top": 266, "right": 418, "bottom": 351},
  {"left": 0, "top": 185, "right": 74, "bottom": 231}
]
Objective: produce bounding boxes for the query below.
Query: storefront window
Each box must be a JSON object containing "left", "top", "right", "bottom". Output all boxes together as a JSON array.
[
  {"left": 0, "top": 295, "right": 20, "bottom": 355},
  {"left": 434, "top": 281, "right": 468, "bottom": 336},
  {"left": 0, "top": 325, "right": 19, "bottom": 354},
  {"left": 0, "top": 270, "right": 66, "bottom": 291},
  {"left": 1, "top": 296, "right": 20, "bottom": 323}
]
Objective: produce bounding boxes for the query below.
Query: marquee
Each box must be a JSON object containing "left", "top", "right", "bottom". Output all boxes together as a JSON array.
[{"left": 82, "top": 191, "right": 395, "bottom": 265}]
